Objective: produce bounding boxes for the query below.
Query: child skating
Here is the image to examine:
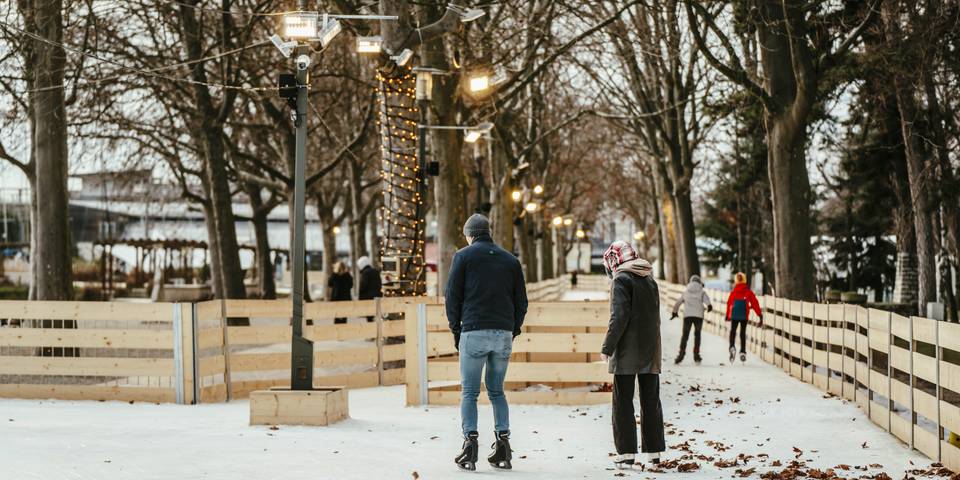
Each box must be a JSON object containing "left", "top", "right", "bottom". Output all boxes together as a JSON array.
[
  {"left": 724, "top": 272, "right": 762, "bottom": 363},
  {"left": 670, "top": 275, "right": 712, "bottom": 364}
]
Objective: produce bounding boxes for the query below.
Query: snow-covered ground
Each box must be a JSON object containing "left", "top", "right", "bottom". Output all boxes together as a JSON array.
[{"left": 0, "top": 289, "right": 939, "bottom": 479}]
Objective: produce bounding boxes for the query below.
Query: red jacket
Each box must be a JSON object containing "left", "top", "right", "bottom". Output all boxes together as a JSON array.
[{"left": 725, "top": 284, "right": 761, "bottom": 323}]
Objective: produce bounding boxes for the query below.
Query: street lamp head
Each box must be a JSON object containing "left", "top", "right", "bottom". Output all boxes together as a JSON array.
[
  {"left": 525, "top": 202, "right": 538, "bottom": 213},
  {"left": 464, "top": 130, "right": 482, "bottom": 143},
  {"left": 511, "top": 190, "right": 522, "bottom": 202},
  {"left": 318, "top": 16, "right": 342, "bottom": 47},
  {"left": 552, "top": 216, "right": 563, "bottom": 226},
  {"left": 270, "top": 34, "right": 297, "bottom": 58},
  {"left": 448, "top": 4, "right": 486, "bottom": 22},
  {"left": 563, "top": 218, "right": 573, "bottom": 226},
  {"left": 464, "top": 121, "right": 494, "bottom": 143},
  {"left": 533, "top": 184, "right": 544, "bottom": 195},
  {"left": 392, "top": 48, "right": 414, "bottom": 66},
  {"left": 633, "top": 231, "right": 645, "bottom": 241},
  {"left": 283, "top": 11, "right": 320, "bottom": 40},
  {"left": 575, "top": 229, "right": 585, "bottom": 239},
  {"left": 356, "top": 36, "right": 382, "bottom": 54},
  {"left": 469, "top": 74, "right": 490, "bottom": 92}
]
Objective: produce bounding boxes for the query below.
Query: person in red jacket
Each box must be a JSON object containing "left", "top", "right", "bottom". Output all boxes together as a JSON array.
[{"left": 725, "top": 272, "right": 762, "bottom": 363}]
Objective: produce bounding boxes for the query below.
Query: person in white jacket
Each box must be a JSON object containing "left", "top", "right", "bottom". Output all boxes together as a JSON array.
[{"left": 670, "top": 275, "right": 712, "bottom": 364}]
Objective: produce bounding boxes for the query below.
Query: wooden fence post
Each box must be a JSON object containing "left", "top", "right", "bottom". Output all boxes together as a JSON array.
[
  {"left": 404, "top": 302, "right": 421, "bottom": 406},
  {"left": 173, "top": 303, "right": 185, "bottom": 405},
  {"left": 909, "top": 314, "right": 915, "bottom": 449},
  {"left": 935, "top": 317, "right": 942, "bottom": 462},
  {"left": 218, "top": 298, "right": 232, "bottom": 402},
  {"left": 376, "top": 298, "right": 384, "bottom": 386}
]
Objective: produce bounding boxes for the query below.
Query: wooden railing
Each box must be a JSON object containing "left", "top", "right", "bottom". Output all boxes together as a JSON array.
[{"left": 659, "top": 282, "right": 960, "bottom": 472}]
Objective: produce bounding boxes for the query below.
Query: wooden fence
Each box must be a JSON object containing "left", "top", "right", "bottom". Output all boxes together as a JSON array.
[
  {"left": 0, "top": 274, "right": 574, "bottom": 405},
  {"left": 660, "top": 282, "right": 960, "bottom": 472},
  {"left": 404, "top": 299, "right": 612, "bottom": 406}
]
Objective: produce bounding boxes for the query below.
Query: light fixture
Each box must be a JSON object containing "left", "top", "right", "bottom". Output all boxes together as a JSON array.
[
  {"left": 633, "top": 231, "right": 645, "bottom": 241},
  {"left": 318, "top": 16, "right": 342, "bottom": 47},
  {"left": 469, "top": 74, "right": 490, "bottom": 92},
  {"left": 448, "top": 4, "right": 486, "bottom": 22},
  {"left": 464, "top": 121, "right": 494, "bottom": 143},
  {"left": 563, "top": 218, "right": 573, "bottom": 226},
  {"left": 333, "top": 226, "right": 341, "bottom": 234},
  {"left": 552, "top": 216, "right": 563, "bottom": 226},
  {"left": 511, "top": 190, "right": 522, "bottom": 201},
  {"left": 525, "top": 202, "right": 538, "bottom": 213},
  {"left": 283, "top": 11, "right": 320, "bottom": 39},
  {"left": 392, "top": 48, "right": 413, "bottom": 66},
  {"left": 533, "top": 184, "right": 544, "bottom": 195},
  {"left": 269, "top": 34, "right": 297, "bottom": 58},
  {"left": 356, "top": 36, "right": 382, "bottom": 53},
  {"left": 575, "top": 229, "right": 585, "bottom": 239}
]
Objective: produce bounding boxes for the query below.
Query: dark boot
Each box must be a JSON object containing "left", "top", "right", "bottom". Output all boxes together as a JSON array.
[
  {"left": 693, "top": 350, "right": 702, "bottom": 363},
  {"left": 674, "top": 351, "right": 685, "bottom": 364},
  {"left": 487, "top": 430, "right": 512, "bottom": 470},
  {"left": 456, "top": 431, "right": 479, "bottom": 471}
]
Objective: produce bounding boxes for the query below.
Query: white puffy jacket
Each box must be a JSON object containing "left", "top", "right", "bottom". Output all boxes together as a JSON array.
[{"left": 671, "top": 280, "right": 712, "bottom": 319}]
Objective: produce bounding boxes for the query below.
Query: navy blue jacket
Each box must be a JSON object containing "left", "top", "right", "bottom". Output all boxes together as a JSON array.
[{"left": 446, "top": 234, "right": 528, "bottom": 340}]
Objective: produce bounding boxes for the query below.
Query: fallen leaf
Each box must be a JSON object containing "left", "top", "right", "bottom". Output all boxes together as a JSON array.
[
  {"left": 269, "top": 425, "right": 279, "bottom": 431},
  {"left": 411, "top": 471, "right": 419, "bottom": 479}
]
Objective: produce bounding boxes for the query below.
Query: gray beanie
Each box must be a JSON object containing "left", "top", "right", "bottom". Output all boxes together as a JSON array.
[
  {"left": 689, "top": 274, "right": 702, "bottom": 284},
  {"left": 463, "top": 213, "right": 491, "bottom": 237}
]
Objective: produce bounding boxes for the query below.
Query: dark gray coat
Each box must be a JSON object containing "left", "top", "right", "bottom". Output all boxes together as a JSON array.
[{"left": 601, "top": 271, "right": 661, "bottom": 375}]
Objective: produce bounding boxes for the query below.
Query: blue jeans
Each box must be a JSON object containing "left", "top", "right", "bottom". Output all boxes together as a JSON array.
[{"left": 459, "top": 329, "right": 513, "bottom": 436}]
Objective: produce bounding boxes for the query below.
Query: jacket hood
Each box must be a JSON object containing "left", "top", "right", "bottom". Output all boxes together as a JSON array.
[
  {"left": 731, "top": 283, "right": 750, "bottom": 293},
  {"left": 616, "top": 258, "right": 653, "bottom": 277},
  {"left": 685, "top": 280, "right": 704, "bottom": 294}
]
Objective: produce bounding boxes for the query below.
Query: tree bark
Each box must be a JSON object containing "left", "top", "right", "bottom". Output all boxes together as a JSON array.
[
  {"left": 24, "top": 0, "right": 72, "bottom": 300},
  {"left": 201, "top": 200, "right": 224, "bottom": 298},
  {"left": 246, "top": 185, "right": 275, "bottom": 299}
]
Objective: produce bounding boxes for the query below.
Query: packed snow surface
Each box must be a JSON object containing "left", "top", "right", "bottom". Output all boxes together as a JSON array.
[{"left": 0, "top": 289, "right": 935, "bottom": 479}]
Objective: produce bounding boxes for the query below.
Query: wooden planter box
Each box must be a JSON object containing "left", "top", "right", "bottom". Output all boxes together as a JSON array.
[{"left": 249, "top": 387, "right": 348, "bottom": 426}]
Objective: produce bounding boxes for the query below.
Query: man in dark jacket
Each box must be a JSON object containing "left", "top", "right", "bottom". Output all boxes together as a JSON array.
[
  {"left": 600, "top": 241, "right": 665, "bottom": 470},
  {"left": 447, "top": 213, "right": 528, "bottom": 471},
  {"left": 356, "top": 256, "right": 381, "bottom": 322}
]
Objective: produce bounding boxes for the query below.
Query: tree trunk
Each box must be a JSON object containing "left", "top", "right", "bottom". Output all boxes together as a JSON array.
[
  {"left": 660, "top": 191, "right": 679, "bottom": 284},
  {"left": 492, "top": 180, "right": 515, "bottom": 253},
  {"left": 201, "top": 201, "right": 224, "bottom": 298},
  {"left": 368, "top": 204, "right": 380, "bottom": 264},
  {"left": 541, "top": 223, "right": 555, "bottom": 280},
  {"left": 882, "top": 2, "right": 938, "bottom": 314},
  {"left": 765, "top": 116, "right": 817, "bottom": 300},
  {"left": 247, "top": 186, "right": 275, "bottom": 299},
  {"left": 27, "top": 0, "right": 72, "bottom": 300},
  {"left": 672, "top": 188, "right": 699, "bottom": 280}
]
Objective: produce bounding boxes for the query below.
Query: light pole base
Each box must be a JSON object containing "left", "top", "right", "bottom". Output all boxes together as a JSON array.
[{"left": 249, "top": 386, "right": 349, "bottom": 426}]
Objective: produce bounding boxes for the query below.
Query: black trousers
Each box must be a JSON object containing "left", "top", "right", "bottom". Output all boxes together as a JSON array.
[
  {"left": 729, "top": 319, "right": 747, "bottom": 353},
  {"left": 612, "top": 374, "right": 665, "bottom": 454},
  {"left": 679, "top": 317, "right": 703, "bottom": 354}
]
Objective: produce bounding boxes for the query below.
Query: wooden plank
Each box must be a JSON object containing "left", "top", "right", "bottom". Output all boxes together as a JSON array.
[
  {"left": 890, "top": 345, "right": 911, "bottom": 373},
  {"left": 197, "top": 328, "right": 223, "bottom": 349},
  {"left": 426, "top": 302, "right": 610, "bottom": 328},
  {"left": 913, "top": 389, "right": 938, "bottom": 423},
  {"left": 381, "top": 367, "right": 405, "bottom": 386},
  {"left": 179, "top": 303, "right": 195, "bottom": 405},
  {"left": 200, "top": 383, "right": 227, "bottom": 403},
  {"left": 232, "top": 372, "right": 379, "bottom": 399},
  {"left": 195, "top": 301, "right": 221, "bottom": 322},
  {"left": 0, "top": 301, "right": 174, "bottom": 322},
  {"left": 889, "top": 375, "right": 911, "bottom": 406},
  {"left": 870, "top": 370, "right": 889, "bottom": 397},
  {"left": 198, "top": 355, "right": 225, "bottom": 377},
  {"left": 229, "top": 347, "right": 378, "bottom": 372},
  {"left": 940, "top": 360, "right": 960, "bottom": 395},
  {"left": 912, "top": 316, "right": 937, "bottom": 344},
  {"left": 942, "top": 321, "right": 960, "bottom": 346},
  {"left": 0, "top": 328, "right": 173, "bottom": 349},
  {"left": 869, "top": 402, "right": 890, "bottom": 430},
  {"left": 428, "top": 389, "right": 610, "bottom": 405},
  {"left": 941, "top": 441, "right": 960, "bottom": 474},
  {"left": 382, "top": 320, "right": 405, "bottom": 337},
  {"left": 226, "top": 323, "right": 378, "bottom": 345},
  {"left": 427, "top": 332, "right": 607, "bottom": 356},
  {"left": 914, "top": 427, "right": 939, "bottom": 460},
  {"left": 0, "top": 356, "right": 174, "bottom": 377},
  {"left": 428, "top": 360, "right": 608, "bottom": 383},
  {"left": 405, "top": 303, "right": 420, "bottom": 406},
  {"left": 382, "top": 344, "right": 405, "bottom": 362},
  {"left": 890, "top": 413, "right": 911, "bottom": 444},
  {"left": 813, "top": 372, "right": 828, "bottom": 390},
  {"left": 306, "top": 300, "right": 378, "bottom": 319},
  {"left": 0, "top": 384, "right": 174, "bottom": 403},
  {"left": 221, "top": 299, "right": 290, "bottom": 318},
  {"left": 890, "top": 313, "right": 910, "bottom": 342}
]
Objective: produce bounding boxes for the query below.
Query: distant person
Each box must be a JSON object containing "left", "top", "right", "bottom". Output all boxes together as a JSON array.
[
  {"left": 447, "top": 214, "right": 528, "bottom": 471},
  {"left": 328, "top": 261, "right": 353, "bottom": 324},
  {"left": 357, "top": 256, "right": 382, "bottom": 322},
  {"left": 725, "top": 272, "right": 762, "bottom": 363},
  {"left": 670, "top": 275, "right": 713, "bottom": 364},
  {"left": 571, "top": 270, "right": 578, "bottom": 289},
  {"left": 600, "top": 241, "right": 665, "bottom": 470}
]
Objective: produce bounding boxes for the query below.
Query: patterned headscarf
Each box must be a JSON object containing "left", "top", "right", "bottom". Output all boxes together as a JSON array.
[{"left": 603, "top": 241, "right": 639, "bottom": 279}]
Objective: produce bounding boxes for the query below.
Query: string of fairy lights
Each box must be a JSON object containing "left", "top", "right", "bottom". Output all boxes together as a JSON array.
[{"left": 376, "top": 67, "right": 427, "bottom": 297}]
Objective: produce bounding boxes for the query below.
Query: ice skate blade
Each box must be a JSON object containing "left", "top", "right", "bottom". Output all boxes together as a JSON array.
[
  {"left": 457, "top": 461, "right": 477, "bottom": 471},
  {"left": 489, "top": 460, "right": 512, "bottom": 470}
]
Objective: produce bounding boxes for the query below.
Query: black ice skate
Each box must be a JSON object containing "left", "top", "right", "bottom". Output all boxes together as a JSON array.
[
  {"left": 729, "top": 346, "right": 736, "bottom": 363},
  {"left": 674, "top": 351, "right": 685, "bottom": 364},
  {"left": 487, "top": 430, "right": 512, "bottom": 470},
  {"left": 740, "top": 352, "right": 746, "bottom": 363},
  {"left": 613, "top": 453, "right": 635, "bottom": 470},
  {"left": 693, "top": 351, "right": 702, "bottom": 363},
  {"left": 456, "top": 431, "right": 479, "bottom": 471}
]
